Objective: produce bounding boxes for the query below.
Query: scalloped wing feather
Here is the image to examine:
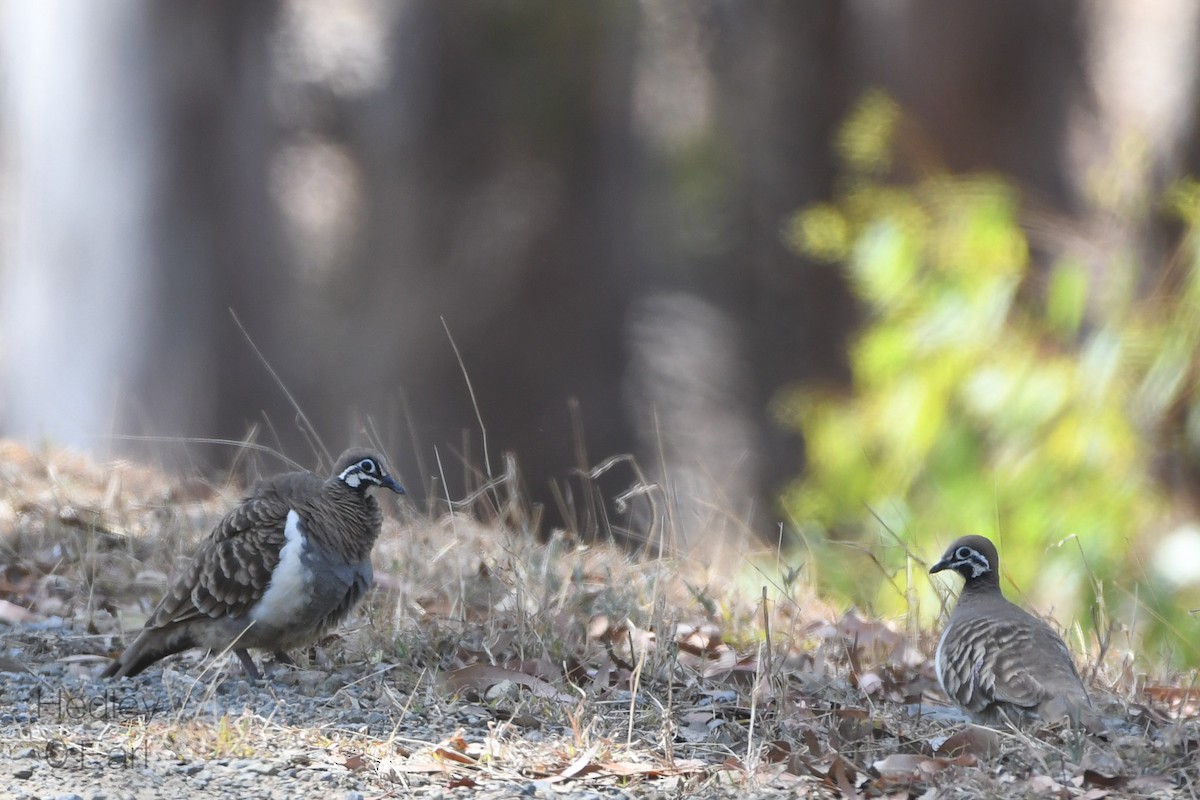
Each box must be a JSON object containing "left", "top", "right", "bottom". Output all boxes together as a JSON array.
[
  {"left": 940, "top": 604, "right": 1089, "bottom": 722},
  {"left": 144, "top": 484, "right": 301, "bottom": 629}
]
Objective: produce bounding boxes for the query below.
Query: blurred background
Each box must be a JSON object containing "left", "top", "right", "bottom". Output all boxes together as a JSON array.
[{"left": 2, "top": 1, "right": 1199, "bottom": 663}]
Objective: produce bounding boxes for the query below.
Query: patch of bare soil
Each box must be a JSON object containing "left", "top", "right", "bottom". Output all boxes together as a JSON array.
[{"left": 2, "top": 441, "right": 1198, "bottom": 799}]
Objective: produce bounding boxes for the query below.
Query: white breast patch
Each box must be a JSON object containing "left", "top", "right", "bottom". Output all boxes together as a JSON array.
[{"left": 252, "top": 510, "right": 312, "bottom": 626}]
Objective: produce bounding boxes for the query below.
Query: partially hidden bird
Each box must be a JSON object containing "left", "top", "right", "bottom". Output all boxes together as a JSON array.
[
  {"left": 103, "top": 447, "right": 403, "bottom": 679},
  {"left": 929, "top": 534, "right": 1097, "bottom": 729}
]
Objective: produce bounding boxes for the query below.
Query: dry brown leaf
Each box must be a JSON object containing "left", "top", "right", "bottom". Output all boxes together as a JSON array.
[
  {"left": 829, "top": 755, "right": 860, "bottom": 799},
  {"left": 873, "top": 753, "right": 976, "bottom": 778},
  {"left": 1142, "top": 684, "right": 1200, "bottom": 716},
  {"left": 857, "top": 671, "right": 883, "bottom": 696},
  {"left": 1080, "top": 769, "right": 1127, "bottom": 789},
  {"left": 430, "top": 732, "right": 477, "bottom": 767},
  {"left": 1025, "top": 774, "right": 1068, "bottom": 796},
  {"left": 611, "top": 618, "right": 656, "bottom": 657},
  {"left": 587, "top": 613, "right": 610, "bottom": 640},
  {"left": 387, "top": 754, "right": 463, "bottom": 775},
  {"left": 557, "top": 743, "right": 602, "bottom": 780},
  {"left": 0, "top": 598, "right": 39, "bottom": 624},
  {"left": 936, "top": 725, "right": 1001, "bottom": 758},
  {"left": 675, "top": 622, "right": 723, "bottom": 653},
  {"left": 595, "top": 758, "right": 708, "bottom": 778},
  {"left": 677, "top": 643, "right": 738, "bottom": 679},
  {"left": 501, "top": 657, "right": 558, "bottom": 681},
  {"left": 440, "top": 663, "right": 576, "bottom": 703}
]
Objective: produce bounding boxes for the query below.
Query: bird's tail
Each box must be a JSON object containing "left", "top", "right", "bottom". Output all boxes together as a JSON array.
[{"left": 101, "top": 626, "right": 195, "bottom": 679}]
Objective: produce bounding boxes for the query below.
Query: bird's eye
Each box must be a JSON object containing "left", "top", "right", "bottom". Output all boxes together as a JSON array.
[
  {"left": 360, "top": 459, "right": 376, "bottom": 474},
  {"left": 956, "top": 546, "right": 973, "bottom": 560}
]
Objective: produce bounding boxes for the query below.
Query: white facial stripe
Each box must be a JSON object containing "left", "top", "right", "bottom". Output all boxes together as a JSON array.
[
  {"left": 339, "top": 463, "right": 385, "bottom": 489},
  {"left": 950, "top": 547, "right": 990, "bottom": 578},
  {"left": 340, "top": 467, "right": 363, "bottom": 488}
]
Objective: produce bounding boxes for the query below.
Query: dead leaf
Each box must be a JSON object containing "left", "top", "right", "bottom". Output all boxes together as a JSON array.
[
  {"left": 343, "top": 754, "right": 367, "bottom": 771},
  {"left": 595, "top": 758, "right": 708, "bottom": 778},
  {"left": 558, "top": 743, "right": 601, "bottom": 779},
  {"left": 440, "top": 663, "right": 576, "bottom": 703},
  {"left": 57, "top": 654, "right": 109, "bottom": 664},
  {"left": 1025, "top": 774, "right": 1068, "bottom": 796},
  {"left": 675, "top": 622, "right": 723, "bottom": 653},
  {"left": 501, "top": 657, "right": 558, "bottom": 681},
  {"left": 1080, "top": 769, "right": 1127, "bottom": 789},
  {"left": 873, "top": 753, "right": 976, "bottom": 778},
  {"left": 0, "top": 598, "right": 39, "bottom": 624},
  {"left": 432, "top": 733, "right": 476, "bottom": 767},
  {"left": 677, "top": 643, "right": 738, "bottom": 679},
  {"left": 837, "top": 609, "right": 903, "bottom": 650},
  {"left": 588, "top": 614, "right": 610, "bottom": 640},
  {"left": 1142, "top": 685, "right": 1200, "bottom": 716},
  {"left": 829, "top": 755, "right": 859, "bottom": 799},
  {"left": 857, "top": 671, "right": 883, "bottom": 696},
  {"left": 936, "top": 725, "right": 1000, "bottom": 758}
]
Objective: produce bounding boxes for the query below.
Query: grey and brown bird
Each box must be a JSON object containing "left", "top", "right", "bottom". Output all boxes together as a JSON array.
[
  {"left": 929, "top": 535, "right": 1095, "bottom": 728},
  {"left": 102, "top": 447, "right": 403, "bottom": 679}
]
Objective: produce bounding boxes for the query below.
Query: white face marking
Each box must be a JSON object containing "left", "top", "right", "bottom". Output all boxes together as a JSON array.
[
  {"left": 950, "top": 546, "right": 990, "bottom": 578},
  {"left": 338, "top": 459, "right": 380, "bottom": 489},
  {"left": 251, "top": 510, "right": 312, "bottom": 625}
]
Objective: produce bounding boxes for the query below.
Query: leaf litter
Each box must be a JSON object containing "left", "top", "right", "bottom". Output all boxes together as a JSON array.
[{"left": 1, "top": 440, "right": 1199, "bottom": 797}]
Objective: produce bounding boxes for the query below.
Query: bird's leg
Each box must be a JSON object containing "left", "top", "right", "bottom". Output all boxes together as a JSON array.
[{"left": 234, "top": 649, "right": 262, "bottom": 681}]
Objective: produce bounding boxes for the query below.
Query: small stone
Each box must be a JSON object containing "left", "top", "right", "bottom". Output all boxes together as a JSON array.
[
  {"left": 13, "top": 767, "right": 34, "bottom": 779},
  {"left": 485, "top": 679, "right": 517, "bottom": 701},
  {"left": 345, "top": 792, "right": 365, "bottom": 800},
  {"left": 56, "top": 794, "right": 85, "bottom": 800}
]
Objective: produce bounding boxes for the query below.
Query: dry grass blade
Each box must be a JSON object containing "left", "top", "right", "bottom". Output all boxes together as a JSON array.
[{"left": 2, "top": 440, "right": 1200, "bottom": 798}]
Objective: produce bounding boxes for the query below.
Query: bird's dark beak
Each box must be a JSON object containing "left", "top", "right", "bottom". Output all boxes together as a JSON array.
[
  {"left": 383, "top": 476, "right": 405, "bottom": 494},
  {"left": 929, "top": 557, "right": 950, "bottom": 575}
]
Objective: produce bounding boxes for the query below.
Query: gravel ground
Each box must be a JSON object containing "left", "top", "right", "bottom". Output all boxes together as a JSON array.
[{"left": 0, "top": 625, "right": 806, "bottom": 800}]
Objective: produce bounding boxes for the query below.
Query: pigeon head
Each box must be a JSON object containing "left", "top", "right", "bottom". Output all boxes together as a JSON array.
[
  {"left": 930, "top": 534, "right": 1000, "bottom": 587},
  {"left": 332, "top": 448, "right": 404, "bottom": 494}
]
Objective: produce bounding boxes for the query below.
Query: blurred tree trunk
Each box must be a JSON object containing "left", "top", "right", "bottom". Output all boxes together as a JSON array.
[
  {"left": 857, "top": 0, "right": 1087, "bottom": 208},
  {"left": 293, "top": 2, "right": 647, "bottom": 535},
  {"left": 134, "top": 0, "right": 289, "bottom": 475},
  {"left": 1, "top": 2, "right": 156, "bottom": 451},
  {"left": 623, "top": 1, "right": 854, "bottom": 558}
]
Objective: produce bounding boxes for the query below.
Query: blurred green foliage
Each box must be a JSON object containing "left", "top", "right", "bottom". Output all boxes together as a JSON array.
[{"left": 780, "top": 92, "right": 1200, "bottom": 667}]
